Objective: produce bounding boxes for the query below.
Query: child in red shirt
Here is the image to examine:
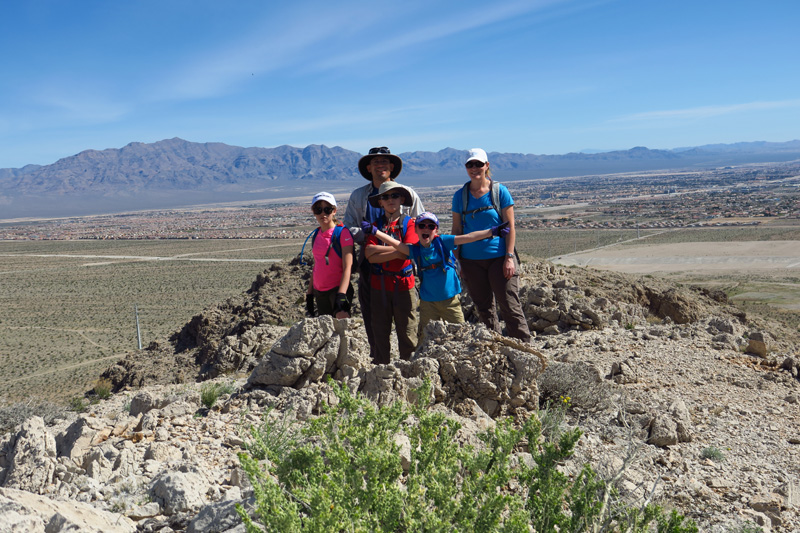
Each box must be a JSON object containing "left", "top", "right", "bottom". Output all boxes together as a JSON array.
[{"left": 364, "top": 182, "right": 419, "bottom": 364}]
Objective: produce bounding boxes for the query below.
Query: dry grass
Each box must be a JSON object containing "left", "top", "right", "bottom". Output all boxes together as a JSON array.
[
  {"left": 619, "top": 226, "right": 800, "bottom": 245},
  {"left": 0, "top": 238, "right": 305, "bottom": 403}
]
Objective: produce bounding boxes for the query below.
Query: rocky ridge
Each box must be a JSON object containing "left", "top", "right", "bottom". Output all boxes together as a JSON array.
[{"left": 1, "top": 260, "right": 799, "bottom": 532}]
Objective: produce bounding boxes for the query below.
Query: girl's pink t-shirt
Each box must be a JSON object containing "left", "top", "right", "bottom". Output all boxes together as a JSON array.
[{"left": 312, "top": 226, "right": 354, "bottom": 291}]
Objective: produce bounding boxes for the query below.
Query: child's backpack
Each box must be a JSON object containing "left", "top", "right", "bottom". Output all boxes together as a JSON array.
[
  {"left": 299, "top": 224, "right": 345, "bottom": 265},
  {"left": 372, "top": 215, "right": 414, "bottom": 278},
  {"left": 409, "top": 236, "right": 459, "bottom": 280}
]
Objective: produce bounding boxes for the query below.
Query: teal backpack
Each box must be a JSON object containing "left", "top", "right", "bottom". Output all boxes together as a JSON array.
[{"left": 409, "top": 236, "right": 459, "bottom": 279}]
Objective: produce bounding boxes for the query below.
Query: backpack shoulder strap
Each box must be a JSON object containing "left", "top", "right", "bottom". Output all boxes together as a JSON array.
[
  {"left": 462, "top": 180, "right": 501, "bottom": 217},
  {"left": 331, "top": 224, "right": 344, "bottom": 258},
  {"left": 460, "top": 181, "right": 470, "bottom": 215},
  {"left": 299, "top": 228, "right": 320, "bottom": 265},
  {"left": 434, "top": 237, "right": 446, "bottom": 273},
  {"left": 409, "top": 244, "right": 421, "bottom": 269},
  {"left": 490, "top": 180, "right": 501, "bottom": 215},
  {"left": 400, "top": 215, "right": 411, "bottom": 239}
]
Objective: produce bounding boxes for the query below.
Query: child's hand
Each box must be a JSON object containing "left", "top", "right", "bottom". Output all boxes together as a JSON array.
[
  {"left": 334, "top": 293, "right": 351, "bottom": 317},
  {"left": 491, "top": 221, "right": 510, "bottom": 237},
  {"left": 361, "top": 221, "right": 377, "bottom": 235}
]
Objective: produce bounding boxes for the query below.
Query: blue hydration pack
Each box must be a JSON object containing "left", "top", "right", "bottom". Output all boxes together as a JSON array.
[
  {"left": 299, "top": 224, "right": 345, "bottom": 265},
  {"left": 409, "top": 236, "right": 459, "bottom": 279}
]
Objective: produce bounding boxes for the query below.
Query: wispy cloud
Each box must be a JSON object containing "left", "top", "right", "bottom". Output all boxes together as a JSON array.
[
  {"left": 1, "top": 84, "right": 132, "bottom": 135},
  {"left": 153, "top": 3, "right": 365, "bottom": 101},
  {"left": 612, "top": 99, "right": 800, "bottom": 123},
  {"left": 310, "top": 0, "right": 566, "bottom": 72},
  {"left": 256, "top": 97, "right": 484, "bottom": 134},
  {"left": 153, "top": 0, "right": 572, "bottom": 101}
]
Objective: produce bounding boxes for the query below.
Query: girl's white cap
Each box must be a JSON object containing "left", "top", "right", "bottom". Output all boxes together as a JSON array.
[{"left": 311, "top": 192, "right": 336, "bottom": 207}]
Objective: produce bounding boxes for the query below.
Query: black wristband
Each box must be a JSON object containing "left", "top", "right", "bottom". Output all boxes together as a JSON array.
[
  {"left": 333, "top": 292, "right": 350, "bottom": 314},
  {"left": 305, "top": 294, "right": 316, "bottom": 317}
]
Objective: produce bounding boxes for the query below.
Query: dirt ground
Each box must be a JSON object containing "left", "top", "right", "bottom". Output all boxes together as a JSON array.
[{"left": 553, "top": 240, "right": 800, "bottom": 275}]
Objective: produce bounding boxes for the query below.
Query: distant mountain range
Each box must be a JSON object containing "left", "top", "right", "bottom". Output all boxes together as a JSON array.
[{"left": 1, "top": 138, "right": 799, "bottom": 219}]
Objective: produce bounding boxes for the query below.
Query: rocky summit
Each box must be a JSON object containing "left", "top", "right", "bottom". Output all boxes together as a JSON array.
[{"left": 1, "top": 260, "right": 798, "bottom": 532}]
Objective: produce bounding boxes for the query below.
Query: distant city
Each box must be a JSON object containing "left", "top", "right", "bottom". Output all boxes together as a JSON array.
[{"left": 2, "top": 161, "right": 797, "bottom": 241}]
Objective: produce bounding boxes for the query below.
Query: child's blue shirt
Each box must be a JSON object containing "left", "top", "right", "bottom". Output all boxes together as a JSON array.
[{"left": 408, "top": 235, "right": 461, "bottom": 302}]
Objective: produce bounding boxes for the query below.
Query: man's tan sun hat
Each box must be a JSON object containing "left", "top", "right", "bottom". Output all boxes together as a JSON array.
[{"left": 368, "top": 181, "right": 413, "bottom": 208}]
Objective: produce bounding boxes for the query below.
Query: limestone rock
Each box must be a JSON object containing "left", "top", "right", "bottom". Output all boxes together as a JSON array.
[
  {"left": 415, "top": 321, "right": 545, "bottom": 417},
  {"left": 129, "top": 391, "right": 169, "bottom": 417},
  {"left": 56, "top": 416, "right": 97, "bottom": 463},
  {"left": 3, "top": 417, "right": 57, "bottom": 493},
  {"left": 188, "top": 497, "right": 254, "bottom": 533},
  {"left": 747, "top": 338, "right": 769, "bottom": 358},
  {"left": 0, "top": 486, "right": 135, "bottom": 532},
  {"left": 149, "top": 470, "right": 208, "bottom": 515},
  {"left": 648, "top": 414, "right": 679, "bottom": 447},
  {"left": 247, "top": 316, "right": 343, "bottom": 388}
]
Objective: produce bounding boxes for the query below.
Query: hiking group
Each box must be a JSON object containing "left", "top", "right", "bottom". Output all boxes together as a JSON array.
[{"left": 306, "top": 146, "right": 532, "bottom": 365}]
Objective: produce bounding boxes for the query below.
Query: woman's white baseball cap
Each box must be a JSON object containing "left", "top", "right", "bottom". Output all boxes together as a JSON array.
[{"left": 465, "top": 148, "right": 488, "bottom": 164}]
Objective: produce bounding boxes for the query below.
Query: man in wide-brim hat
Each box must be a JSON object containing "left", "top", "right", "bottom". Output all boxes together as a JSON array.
[
  {"left": 343, "top": 147, "right": 423, "bottom": 362},
  {"left": 358, "top": 148, "right": 403, "bottom": 181}
]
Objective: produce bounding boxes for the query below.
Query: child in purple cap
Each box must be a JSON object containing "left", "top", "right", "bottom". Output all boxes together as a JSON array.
[{"left": 362, "top": 212, "right": 508, "bottom": 339}]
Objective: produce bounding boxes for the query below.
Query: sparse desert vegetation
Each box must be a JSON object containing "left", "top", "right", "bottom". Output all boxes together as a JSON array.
[{"left": 0, "top": 238, "right": 306, "bottom": 402}]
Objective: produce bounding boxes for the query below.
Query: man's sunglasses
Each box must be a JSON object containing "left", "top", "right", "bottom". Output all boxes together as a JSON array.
[
  {"left": 465, "top": 161, "right": 485, "bottom": 169},
  {"left": 312, "top": 205, "right": 335, "bottom": 215},
  {"left": 378, "top": 193, "right": 403, "bottom": 201},
  {"left": 417, "top": 223, "right": 437, "bottom": 230},
  {"left": 369, "top": 146, "right": 390, "bottom": 154}
]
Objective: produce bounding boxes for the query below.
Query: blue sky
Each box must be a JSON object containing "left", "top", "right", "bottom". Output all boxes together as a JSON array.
[{"left": 1, "top": 0, "right": 798, "bottom": 168}]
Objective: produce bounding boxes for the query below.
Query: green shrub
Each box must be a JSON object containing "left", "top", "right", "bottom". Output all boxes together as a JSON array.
[
  {"left": 732, "top": 522, "right": 764, "bottom": 533},
  {"left": 69, "top": 396, "right": 88, "bottom": 413},
  {"left": 537, "top": 362, "right": 613, "bottom": 412},
  {"left": 700, "top": 446, "right": 725, "bottom": 462},
  {"left": 200, "top": 381, "right": 235, "bottom": 409},
  {"left": 241, "top": 407, "right": 299, "bottom": 462},
  {"left": 93, "top": 378, "right": 113, "bottom": 400},
  {"left": 236, "top": 380, "right": 697, "bottom": 532}
]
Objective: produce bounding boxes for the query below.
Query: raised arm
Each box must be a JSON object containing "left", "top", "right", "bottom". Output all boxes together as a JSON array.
[
  {"left": 452, "top": 221, "right": 509, "bottom": 245},
  {"left": 361, "top": 221, "right": 410, "bottom": 256}
]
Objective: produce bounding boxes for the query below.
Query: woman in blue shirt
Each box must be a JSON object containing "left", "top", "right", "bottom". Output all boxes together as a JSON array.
[{"left": 451, "top": 148, "right": 531, "bottom": 342}]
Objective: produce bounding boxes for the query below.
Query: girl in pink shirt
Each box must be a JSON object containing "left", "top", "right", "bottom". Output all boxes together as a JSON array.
[{"left": 306, "top": 192, "right": 355, "bottom": 318}]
